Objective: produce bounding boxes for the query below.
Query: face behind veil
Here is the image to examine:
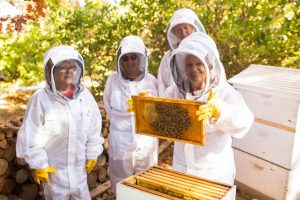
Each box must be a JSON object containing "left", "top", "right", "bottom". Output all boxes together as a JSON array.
[{"left": 170, "top": 32, "right": 225, "bottom": 100}]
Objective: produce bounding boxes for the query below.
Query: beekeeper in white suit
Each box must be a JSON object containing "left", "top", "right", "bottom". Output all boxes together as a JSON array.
[
  {"left": 165, "top": 32, "right": 254, "bottom": 184},
  {"left": 157, "top": 8, "right": 208, "bottom": 96},
  {"left": 104, "top": 35, "right": 158, "bottom": 194},
  {"left": 16, "top": 45, "right": 104, "bottom": 200}
]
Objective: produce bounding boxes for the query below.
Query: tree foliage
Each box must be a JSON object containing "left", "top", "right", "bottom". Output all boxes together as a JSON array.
[
  {"left": 0, "top": 0, "right": 299, "bottom": 99},
  {"left": 0, "top": 0, "right": 47, "bottom": 32}
]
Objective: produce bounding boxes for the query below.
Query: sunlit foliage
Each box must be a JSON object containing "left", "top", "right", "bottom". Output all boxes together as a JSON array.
[{"left": 0, "top": 0, "right": 299, "bottom": 99}]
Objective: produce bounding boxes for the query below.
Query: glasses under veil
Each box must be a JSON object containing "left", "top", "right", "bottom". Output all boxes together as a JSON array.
[{"left": 121, "top": 54, "right": 138, "bottom": 62}]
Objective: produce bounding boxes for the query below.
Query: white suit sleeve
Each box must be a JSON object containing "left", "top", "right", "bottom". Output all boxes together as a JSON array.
[
  {"left": 85, "top": 90, "right": 104, "bottom": 160},
  {"left": 157, "top": 53, "right": 170, "bottom": 97},
  {"left": 103, "top": 75, "right": 112, "bottom": 117},
  {"left": 214, "top": 83, "right": 254, "bottom": 138},
  {"left": 17, "top": 92, "right": 49, "bottom": 169}
]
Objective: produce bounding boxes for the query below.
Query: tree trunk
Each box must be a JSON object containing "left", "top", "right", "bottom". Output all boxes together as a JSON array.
[
  {"left": 19, "top": 183, "right": 38, "bottom": 200},
  {"left": 87, "top": 172, "right": 97, "bottom": 190},
  {"left": 5, "top": 195, "right": 21, "bottom": 200},
  {"left": 0, "top": 159, "right": 8, "bottom": 176},
  {"left": 0, "top": 132, "right": 5, "bottom": 141},
  {"left": 4, "top": 129, "right": 14, "bottom": 139},
  {"left": 2, "top": 162, "right": 12, "bottom": 178},
  {"left": 0, "top": 194, "right": 8, "bottom": 200},
  {"left": 0, "top": 140, "right": 7, "bottom": 149},
  {"left": 97, "top": 167, "right": 107, "bottom": 183},
  {"left": 5, "top": 121, "right": 19, "bottom": 135},
  {"left": 159, "top": 141, "right": 172, "bottom": 154},
  {"left": 101, "top": 127, "right": 108, "bottom": 138},
  {"left": 90, "top": 180, "right": 111, "bottom": 198},
  {"left": 0, "top": 176, "right": 4, "bottom": 192},
  {"left": 102, "top": 119, "right": 109, "bottom": 128},
  {"left": 97, "top": 154, "right": 107, "bottom": 167},
  {"left": 0, "top": 179, "right": 16, "bottom": 194},
  {"left": 97, "top": 101, "right": 105, "bottom": 110},
  {"left": 106, "top": 166, "right": 110, "bottom": 177},
  {"left": 14, "top": 169, "right": 28, "bottom": 184},
  {"left": 15, "top": 158, "right": 27, "bottom": 166},
  {"left": 3, "top": 147, "right": 15, "bottom": 162},
  {"left": 0, "top": 149, "right": 4, "bottom": 158},
  {"left": 0, "top": 125, "right": 6, "bottom": 133},
  {"left": 8, "top": 118, "right": 23, "bottom": 128},
  {"left": 103, "top": 139, "right": 109, "bottom": 152}
]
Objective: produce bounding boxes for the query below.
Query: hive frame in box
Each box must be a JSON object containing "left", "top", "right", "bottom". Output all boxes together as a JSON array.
[
  {"left": 132, "top": 96, "right": 206, "bottom": 146},
  {"left": 117, "top": 166, "right": 236, "bottom": 200}
]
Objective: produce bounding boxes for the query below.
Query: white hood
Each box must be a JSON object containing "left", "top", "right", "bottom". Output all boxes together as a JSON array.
[
  {"left": 43, "top": 45, "right": 84, "bottom": 97},
  {"left": 167, "top": 8, "right": 206, "bottom": 51},
  {"left": 170, "top": 32, "right": 225, "bottom": 100},
  {"left": 116, "top": 35, "right": 148, "bottom": 83}
]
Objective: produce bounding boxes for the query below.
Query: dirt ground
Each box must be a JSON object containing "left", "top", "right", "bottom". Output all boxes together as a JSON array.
[
  {"left": 0, "top": 91, "right": 32, "bottom": 124},
  {"left": 0, "top": 91, "right": 255, "bottom": 200}
]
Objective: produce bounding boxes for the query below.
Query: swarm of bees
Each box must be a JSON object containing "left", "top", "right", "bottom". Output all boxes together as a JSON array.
[{"left": 145, "top": 103, "right": 191, "bottom": 139}]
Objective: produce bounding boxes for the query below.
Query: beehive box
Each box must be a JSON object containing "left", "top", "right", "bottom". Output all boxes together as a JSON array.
[
  {"left": 132, "top": 96, "right": 206, "bottom": 146},
  {"left": 228, "top": 64, "right": 300, "bottom": 199},
  {"left": 117, "top": 166, "right": 236, "bottom": 200}
]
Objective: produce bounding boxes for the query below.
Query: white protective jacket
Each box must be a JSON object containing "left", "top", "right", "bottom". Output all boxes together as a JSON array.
[
  {"left": 16, "top": 46, "right": 104, "bottom": 199},
  {"left": 158, "top": 8, "right": 207, "bottom": 96},
  {"left": 165, "top": 32, "right": 254, "bottom": 184},
  {"left": 104, "top": 36, "right": 158, "bottom": 194}
]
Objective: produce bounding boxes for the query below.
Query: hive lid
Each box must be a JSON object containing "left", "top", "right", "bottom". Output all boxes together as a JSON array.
[
  {"left": 228, "top": 64, "right": 300, "bottom": 100},
  {"left": 132, "top": 96, "right": 206, "bottom": 146}
]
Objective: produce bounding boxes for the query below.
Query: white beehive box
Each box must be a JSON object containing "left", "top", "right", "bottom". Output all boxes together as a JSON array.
[
  {"left": 228, "top": 64, "right": 300, "bottom": 199},
  {"left": 117, "top": 166, "right": 236, "bottom": 200}
]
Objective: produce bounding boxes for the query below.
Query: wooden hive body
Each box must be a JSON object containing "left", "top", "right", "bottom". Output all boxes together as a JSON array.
[{"left": 228, "top": 64, "right": 300, "bottom": 199}]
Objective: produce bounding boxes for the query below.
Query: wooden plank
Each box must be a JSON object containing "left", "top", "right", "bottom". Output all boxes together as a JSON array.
[{"left": 255, "top": 117, "right": 295, "bottom": 133}]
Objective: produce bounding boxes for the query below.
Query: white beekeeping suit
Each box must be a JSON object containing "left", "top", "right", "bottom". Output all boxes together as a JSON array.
[
  {"left": 16, "top": 45, "right": 104, "bottom": 200},
  {"left": 157, "top": 8, "right": 207, "bottom": 96},
  {"left": 104, "top": 36, "right": 158, "bottom": 194},
  {"left": 165, "top": 32, "right": 254, "bottom": 184}
]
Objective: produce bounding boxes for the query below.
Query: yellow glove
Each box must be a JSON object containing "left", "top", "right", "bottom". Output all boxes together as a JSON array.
[
  {"left": 138, "top": 91, "right": 148, "bottom": 96},
  {"left": 126, "top": 92, "right": 148, "bottom": 113},
  {"left": 34, "top": 166, "right": 57, "bottom": 184},
  {"left": 126, "top": 98, "right": 134, "bottom": 112},
  {"left": 86, "top": 159, "right": 97, "bottom": 173},
  {"left": 196, "top": 89, "right": 221, "bottom": 124}
]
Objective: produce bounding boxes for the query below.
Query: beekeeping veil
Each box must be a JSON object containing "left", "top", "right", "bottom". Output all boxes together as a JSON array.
[
  {"left": 170, "top": 32, "right": 225, "bottom": 100},
  {"left": 116, "top": 35, "right": 148, "bottom": 82},
  {"left": 167, "top": 8, "right": 206, "bottom": 51},
  {"left": 43, "top": 45, "right": 84, "bottom": 96}
]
